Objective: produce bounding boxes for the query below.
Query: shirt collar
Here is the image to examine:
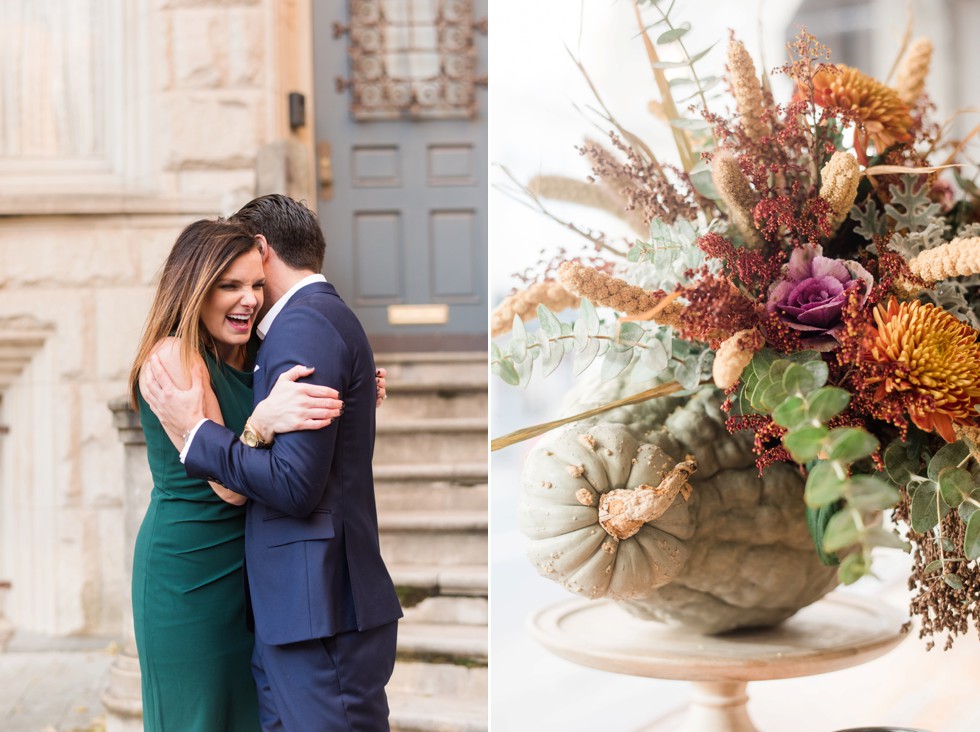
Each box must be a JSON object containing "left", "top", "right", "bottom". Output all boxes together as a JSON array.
[{"left": 256, "top": 273, "right": 327, "bottom": 340}]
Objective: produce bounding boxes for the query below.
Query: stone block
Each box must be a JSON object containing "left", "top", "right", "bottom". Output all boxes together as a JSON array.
[
  {"left": 165, "top": 92, "right": 263, "bottom": 167},
  {"left": 176, "top": 169, "right": 256, "bottom": 212},
  {"left": 172, "top": 7, "right": 264, "bottom": 88},
  {"left": 95, "top": 288, "right": 154, "bottom": 380},
  {"left": 0, "top": 222, "right": 138, "bottom": 288}
]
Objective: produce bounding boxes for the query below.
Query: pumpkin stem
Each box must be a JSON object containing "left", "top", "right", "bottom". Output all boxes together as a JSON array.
[{"left": 597, "top": 458, "right": 697, "bottom": 540}]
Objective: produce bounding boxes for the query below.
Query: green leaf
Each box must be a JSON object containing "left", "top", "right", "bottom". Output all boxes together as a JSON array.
[
  {"left": 965, "top": 511, "right": 980, "bottom": 561},
  {"left": 808, "top": 387, "right": 851, "bottom": 423},
  {"left": 939, "top": 466, "right": 974, "bottom": 508},
  {"left": 823, "top": 510, "right": 861, "bottom": 553},
  {"left": 689, "top": 169, "right": 719, "bottom": 199},
  {"left": 491, "top": 358, "right": 519, "bottom": 386},
  {"left": 847, "top": 475, "right": 901, "bottom": 511},
  {"left": 510, "top": 316, "right": 528, "bottom": 362},
  {"left": 910, "top": 480, "right": 945, "bottom": 533},
  {"left": 538, "top": 304, "right": 561, "bottom": 338},
  {"left": 801, "top": 360, "right": 829, "bottom": 389},
  {"left": 863, "top": 526, "right": 908, "bottom": 550},
  {"left": 959, "top": 490, "right": 980, "bottom": 523},
  {"left": 633, "top": 338, "right": 669, "bottom": 381},
  {"left": 772, "top": 396, "right": 808, "bottom": 430},
  {"left": 804, "top": 461, "right": 846, "bottom": 507},
  {"left": 838, "top": 552, "right": 871, "bottom": 585},
  {"left": 601, "top": 345, "right": 634, "bottom": 380},
  {"left": 943, "top": 573, "right": 964, "bottom": 590},
  {"left": 656, "top": 22, "right": 691, "bottom": 43},
  {"left": 784, "top": 426, "right": 829, "bottom": 463},
  {"left": 883, "top": 440, "right": 919, "bottom": 486},
  {"left": 674, "top": 356, "right": 701, "bottom": 390},
  {"left": 825, "top": 428, "right": 878, "bottom": 463},
  {"left": 760, "top": 381, "right": 789, "bottom": 412},
  {"left": 927, "top": 441, "right": 969, "bottom": 481},
  {"left": 782, "top": 363, "right": 815, "bottom": 396},
  {"left": 688, "top": 41, "right": 719, "bottom": 65},
  {"left": 516, "top": 357, "right": 533, "bottom": 388},
  {"left": 924, "top": 559, "right": 944, "bottom": 574},
  {"left": 490, "top": 341, "right": 501, "bottom": 360},
  {"left": 616, "top": 322, "right": 645, "bottom": 347},
  {"left": 579, "top": 299, "right": 600, "bottom": 336},
  {"left": 572, "top": 337, "right": 600, "bottom": 376},
  {"left": 539, "top": 333, "right": 564, "bottom": 377}
]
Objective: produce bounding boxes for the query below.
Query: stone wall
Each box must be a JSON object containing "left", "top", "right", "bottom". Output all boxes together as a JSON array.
[{"left": 0, "top": 0, "right": 303, "bottom": 636}]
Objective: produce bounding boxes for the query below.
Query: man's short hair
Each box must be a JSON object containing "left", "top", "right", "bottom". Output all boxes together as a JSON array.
[{"left": 231, "top": 194, "right": 326, "bottom": 272}]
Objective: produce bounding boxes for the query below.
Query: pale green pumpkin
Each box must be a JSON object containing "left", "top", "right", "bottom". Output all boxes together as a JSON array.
[{"left": 519, "top": 372, "right": 840, "bottom": 633}]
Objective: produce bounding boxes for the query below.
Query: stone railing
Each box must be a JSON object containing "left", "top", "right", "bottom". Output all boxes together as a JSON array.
[{"left": 103, "top": 397, "right": 150, "bottom": 732}]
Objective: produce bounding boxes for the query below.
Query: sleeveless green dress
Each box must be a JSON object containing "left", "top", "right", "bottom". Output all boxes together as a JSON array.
[{"left": 132, "top": 352, "right": 259, "bottom": 732}]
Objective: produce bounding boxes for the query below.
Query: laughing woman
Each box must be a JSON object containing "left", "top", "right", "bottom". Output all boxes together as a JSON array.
[{"left": 127, "top": 219, "right": 355, "bottom": 731}]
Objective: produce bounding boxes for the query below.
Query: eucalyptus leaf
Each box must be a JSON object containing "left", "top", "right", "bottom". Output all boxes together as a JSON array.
[
  {"left": 539, "top": 334, "right": 564, "bottom": 377},
  {"left": 808, "top": 387, "right": 851, "bottom": 422},
  {"left": 782, "top": 363, "right": 815, "bottom": 396},
  {"left": 823, "top": 510, "right": 862, "bottom": 552},
  {"left": 510, "top": 316, "right": 528, "bottom": 362},
  {"left": 884, "top": 440, "right": 919, "bottom": 486},
  {"left": 924, "top": 559, "right": 944, "bottom": 574},
  {"left": 943, "top": 573, "right": 964, "bottom": 590},
  {"left": 656, "top": 22, "right": 691, "bottom": 43},
  {"left": 580, "top": 299, "right": 600, "bottom": 336},
  {"left": 773, "top": 396, "right": 808, "bottom": 430},
  {"left": 910, "top": 480, "right": 946, "bottom": 533},
  {"left": 847, "top": 475, "right": 901, "bottom": 511},
  {"left": 669, "top": 117, "right": 711, "bottom": 131},
  {"left": 938, "top": 466, "right": 974, "bottom": 508},
  {"left": 491, "top": 358, "right": 519, "bottom": 386},
  {"left": 784, "top": 426, "right": 829, "bottom": 463},
  {"left": 801, "top": 360, "right": 829, "bottom": 389},
  {"left": 572, "top": 337, "right": 600, "bottom": 376},
  {"left": 616, "top": 321, "right": 645, "bottom": 347},
  {"left": 927, "top": 441, "right": 970, "bottom": 481},
  {"left": 837, "top": 552, "right": 871, "bottom": 585},
  {"left": 690, "top": 169, "right": 719, "bottom": 199},
  {"left": 516, "top": 357, "right": 533, "bottom": 389},
  {"left": 601, "top": 345, "right": 634, "bottom": 380},
  {"left": 825, "top": 428, "right": 878, "bottom": 463},
  {"left": 804, "top": 461, "right": 846, "bottom": 507},
  {"left": 958, "top": 490, "right": 980, "bottom": 523},
  {"left": 535, "top": 328, "right": 551, "bottom": 361},
  {"left": 863, "top": 526, "right": 908, "bottom": 550},
  {"left": 632, "top": 339, "right": 669, "bottom": 381},
  {"left": 538, "top": 304, "right": 561, "bottom": 339},
  {"left": 965, "top": 511, "right": 980, "bottom": 560},
  {"left": 675, "top": 357, "right": 700, "bottom": 390}
]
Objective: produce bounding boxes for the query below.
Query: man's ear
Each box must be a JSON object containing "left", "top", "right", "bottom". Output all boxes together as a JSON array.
[{"left": 255, "top": 234, "right": 270, "bottom": 261}]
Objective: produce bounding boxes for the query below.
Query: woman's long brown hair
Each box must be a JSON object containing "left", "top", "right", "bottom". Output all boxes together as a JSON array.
[{"left": 128, "top": 219, "right": 258, "bottom": 409}]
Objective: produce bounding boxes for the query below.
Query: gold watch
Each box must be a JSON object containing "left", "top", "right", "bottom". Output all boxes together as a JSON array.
[{"left": 241, "top": 418, "right": 271, "bottom": 448}]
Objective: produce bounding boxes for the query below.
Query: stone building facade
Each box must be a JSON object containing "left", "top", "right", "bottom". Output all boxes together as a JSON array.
[{"left": 0, "top": 0, "right": 329, "bottom": 638}]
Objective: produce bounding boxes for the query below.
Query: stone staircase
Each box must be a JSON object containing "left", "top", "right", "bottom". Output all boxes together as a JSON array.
[{"left": 373, "top": 352, "right": 488, "bottom": 732}]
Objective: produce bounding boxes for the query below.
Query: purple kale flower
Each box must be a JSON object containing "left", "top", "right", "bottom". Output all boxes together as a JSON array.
[{"left": 767, "top": 244, "right": 873, "bottom": 350}]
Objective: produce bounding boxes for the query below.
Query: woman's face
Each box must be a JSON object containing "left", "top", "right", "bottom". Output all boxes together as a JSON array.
[{"left": 201, "top": 248, "right": 265, "bottom": 359}]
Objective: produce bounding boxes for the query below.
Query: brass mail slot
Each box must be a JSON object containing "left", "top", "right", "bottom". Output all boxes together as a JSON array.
[{"left": 387, "top": 304, "right": 449, "bottom": 325}]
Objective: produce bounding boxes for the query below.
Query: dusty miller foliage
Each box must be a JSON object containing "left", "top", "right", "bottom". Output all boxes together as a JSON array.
[{"left": 852, "top": 175, "right": 980, "bottom": 327}]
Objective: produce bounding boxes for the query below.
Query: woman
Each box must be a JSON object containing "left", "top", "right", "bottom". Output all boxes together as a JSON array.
[{"left": 127, "top": 219, "right": 372, "bottom": 731}]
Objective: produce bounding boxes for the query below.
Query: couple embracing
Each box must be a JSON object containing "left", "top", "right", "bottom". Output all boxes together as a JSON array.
[{"left": 128, "top": 194, "right": 403, "bottom": 731}]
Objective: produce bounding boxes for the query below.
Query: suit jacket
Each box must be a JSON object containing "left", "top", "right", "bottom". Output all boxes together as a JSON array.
[{"left": 185, "top": 281, "right": 403, "bottom": 645}]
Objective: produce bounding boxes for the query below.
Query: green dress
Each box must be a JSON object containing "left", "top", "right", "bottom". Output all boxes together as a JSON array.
[{"left": 132, "top": 352, "right": 259, "bottom": 732}]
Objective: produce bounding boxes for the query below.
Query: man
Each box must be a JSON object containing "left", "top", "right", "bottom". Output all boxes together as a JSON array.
[{"left": 143, "top": 194, "right": 403, "bottom": 731}]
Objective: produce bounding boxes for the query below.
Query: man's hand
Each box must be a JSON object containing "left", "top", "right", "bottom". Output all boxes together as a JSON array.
[
  {"left": 142, "top": 354, "right": 207, "bottom": 450},
  {"left": 376, "top": 367, "right": 387, "bottom": 408},
  {"left": 250, "top": 365, "right": 343, "bottom": 438}
]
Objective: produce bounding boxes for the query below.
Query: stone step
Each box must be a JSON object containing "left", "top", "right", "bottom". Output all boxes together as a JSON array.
[
  {"left": 376, "top": 351, "right": 487, "bottom": 385},
  {"left": 379, "top": 511, "right": 487, "bottom": 566},
  {"left": 380, "top": 380, "right": 487, "bottom": 420},
  {"left": 397, "top": 621, "right": 487, "bottom": 665},
  {"left": 374, "top": 418, "right": 487, "bottom": 465},
  {"left": 389, "top": 691, "right": 487, "bottom": 732},
  {"left": 391, "top": 563, "right": 488, "bottom": 625},
  {"left": 375, "top": 462, "right": 487, "bottom": 512}
]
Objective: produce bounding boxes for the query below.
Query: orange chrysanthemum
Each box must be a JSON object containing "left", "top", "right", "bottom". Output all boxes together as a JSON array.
[
  {"left": 862, "top": 299, "right": 980, "bottom": 442},
  {"left": 810, "top": 65, "right": 912, "bottom": 164}
]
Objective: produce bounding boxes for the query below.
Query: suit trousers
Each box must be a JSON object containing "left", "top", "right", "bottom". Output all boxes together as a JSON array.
[{"left": 251, "top": 620, "right": 399, "bottom": 731}]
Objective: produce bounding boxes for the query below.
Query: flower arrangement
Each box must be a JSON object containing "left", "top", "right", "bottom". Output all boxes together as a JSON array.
[{"left": 492, "top": 1, "right": 980, "bottom": 649}]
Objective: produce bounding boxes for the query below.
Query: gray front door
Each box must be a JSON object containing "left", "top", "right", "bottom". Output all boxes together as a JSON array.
[{"left": 312, "top": 0, "right": 487, "bottom": 351}]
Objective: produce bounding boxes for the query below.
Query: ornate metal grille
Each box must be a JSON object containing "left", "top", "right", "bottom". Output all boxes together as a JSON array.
[{"left": 336, "top": 0, "right": 477, "bottom": 120}]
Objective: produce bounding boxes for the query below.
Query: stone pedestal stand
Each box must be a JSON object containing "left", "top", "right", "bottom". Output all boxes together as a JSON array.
[
  {"left": 103, "top": 398, "right": 151, "bottom": 732},
  {"left": 529, "top": 594, "right": 908, "bottom": 732}
]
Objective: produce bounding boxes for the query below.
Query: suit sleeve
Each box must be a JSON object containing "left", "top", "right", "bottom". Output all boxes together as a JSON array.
[{"left": 184, "top": 304, "right": 350, "bottom": 517}]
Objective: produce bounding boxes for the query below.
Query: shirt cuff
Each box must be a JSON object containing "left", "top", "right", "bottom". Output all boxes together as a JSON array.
[{"left": 178, "top": 418, "right": 209, "bottom": 464}]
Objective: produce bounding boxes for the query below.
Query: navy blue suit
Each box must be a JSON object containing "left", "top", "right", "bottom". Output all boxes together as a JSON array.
[{"left": 185, "top": 280, "right": 402, "bottom": 731}]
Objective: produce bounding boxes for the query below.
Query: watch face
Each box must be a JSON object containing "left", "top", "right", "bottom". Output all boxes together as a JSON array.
[{"left": 243, "top": 430, "right": 257, "bottom": 447}]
